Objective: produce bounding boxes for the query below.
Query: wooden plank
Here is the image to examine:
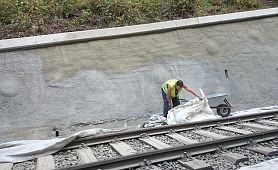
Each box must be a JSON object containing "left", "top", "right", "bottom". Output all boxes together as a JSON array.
[
  {"left": 0, "top": 163, "right": 13, "bottom": 170},
  {"left": 248, "top": 146, "right": 278, "bottom": 156},
  {"left": 221, "top": 152, "right": 248, "bottom": 165},
  {"left": 76, "top": 148, "right": 98, "bottom": 163},
  {"left": 166, "top": 133, "right": 197, "bottom": 144},
  {"left": 109, "top": 141, "right": 137, "bottom": 156},
  {"left": 216, "top": 126, "right": 252, "bottom": 135},
  {"left": 36, "top": 155, "right": 55, "bottom": 170},
  {"left": 140, "top": 137, "right": 171, "bottom": 150},
  {"left": 240, "top": 123, "right": 276, "bottom": 130},
  {"left": 178, "top": 159, "right": 212, "bottom": 170},
  {"left": 256, "top": 120, "right": 278, "bottom": 126},
  {"left": 193, "top": 130, "right": 228, "bottom": 140}
]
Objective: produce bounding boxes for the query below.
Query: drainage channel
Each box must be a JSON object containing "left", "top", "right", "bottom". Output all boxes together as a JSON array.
[{"left": 1, "top": 111, "right": 278, "bottom": 170}]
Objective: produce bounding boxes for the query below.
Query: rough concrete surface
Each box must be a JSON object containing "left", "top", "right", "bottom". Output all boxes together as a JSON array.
[{"left": 0, "top": 16, "right": 277, "bottom": 143}]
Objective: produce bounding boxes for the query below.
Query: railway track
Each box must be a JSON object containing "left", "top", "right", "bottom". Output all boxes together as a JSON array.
[{"left": 1, "top": 110, "right": 278, "bottom": 170}]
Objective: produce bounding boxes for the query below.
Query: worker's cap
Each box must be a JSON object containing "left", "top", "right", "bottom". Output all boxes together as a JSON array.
[{"left": 176, "top": 80, "right": 183, "bottom": 87}]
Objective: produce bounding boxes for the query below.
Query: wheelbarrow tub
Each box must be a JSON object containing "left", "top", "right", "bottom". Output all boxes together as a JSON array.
[
  {"left": 206, "top": 93, "right": 228, "bottom": 107},
  {"left": 206, "top": 93, "right": 231, "bottom": 117}
]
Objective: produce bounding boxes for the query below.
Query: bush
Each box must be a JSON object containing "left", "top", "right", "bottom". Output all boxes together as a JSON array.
[
  {"left": 229, "top": 0, "right": 264, "bottom": 9},
  {"left": 0, "top": 0, "right": 268, "bottom": 39}
]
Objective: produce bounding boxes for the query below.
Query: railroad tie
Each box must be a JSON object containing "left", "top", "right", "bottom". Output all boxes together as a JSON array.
[
  {"left": 76, "top": 148, "right": 98, "bottom": 164},
  {"left": 166, "top": 133, "right": 197, "bottom": 144},
  {"left": 109, "top": 141, "right": 137, "bottom": 156},
  {"left": 36, "top": 155, "right": 55, "bottom": 170},
  {"left": 216, "top": 126, "right": 252, "bottom": 135},
  {"left": 239, "top": 123, "right": 276, "bottom": 131},
  {"left": 248, "top": 146, "right": 278, "bottom": 156},
  {"left": 0, "top": 163, "right": 13, "bottom": 170},
  {"left": 221, "top": 152, "right": 248, "bottom": 165},
  {"left": 139, "top": 137, "right": 171, "bottom": 150},
  {"left": 193, "top": 130, "right": 228, "bottom": 140},
  {"left": 256, "top": 120, "right": 278, "bottom": 127},
  {"left": 177, "top": 159, "right": 213, "bottom": 170}
]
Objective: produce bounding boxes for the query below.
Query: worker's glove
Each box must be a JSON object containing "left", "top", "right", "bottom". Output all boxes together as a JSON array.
[{"left": 198, "top": 96, "right": 203, "bottom": 101}]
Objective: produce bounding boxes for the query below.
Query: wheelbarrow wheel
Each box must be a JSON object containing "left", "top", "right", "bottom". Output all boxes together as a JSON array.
[{"left": 216, "top": 104, "right": 231, "bottom": 117}]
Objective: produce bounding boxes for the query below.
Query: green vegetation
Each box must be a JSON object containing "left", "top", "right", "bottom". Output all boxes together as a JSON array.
[{"left": 0, "top": 0, "right": 268, "bottom": 39}]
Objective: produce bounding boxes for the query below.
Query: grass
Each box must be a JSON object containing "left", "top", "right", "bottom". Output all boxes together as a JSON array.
[{"left": 0, "top": 0, "right": 269, "bottom": 39}]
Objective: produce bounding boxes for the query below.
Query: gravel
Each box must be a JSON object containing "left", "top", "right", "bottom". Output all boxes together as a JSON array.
[
  {"left": 255, "top": 120, "right": 277, "bottom": 128},
  {"left": 179, "top": 130, "right": 212, "bottom": 142},
  {"left": 53, "top": 149, "right": 82, "bottom": 169},
  {"left": 154, "top": 135, "right": 184, "bottom": 147},
  {"left": 132, "top": 160, "right": 188, "bottom": 170},
  {"left": 90, "top": 144, "right": 120, "bottom": 160},
  {"left": 130, "top": 139, "right": 278, "bottom": 170},
  {"left": 155, "top": 160, "right": 189, "bottom": 170},
  {"left": 124, "top": 139, "right": 155, "bottom": 153},
  {"left": 269, "top": 118, "right": 278, "bottom": 122},
  {"left": 259, "top": 139, "right": 278, "bottom": 148},
  {"left": 195, "top": 152, "right": 234, "bottom": 170},
  {"left": 205, "top": 127, "right": 239, "bottom": 137},
  {"left": 230, "top": 124, "right": 260, "bottom": 132},
  {"left": 228, "top": 145, "right": 277, "bottom": 169},
  {"left": 11, "top": 160, "right": 36, "bottom": 170}
]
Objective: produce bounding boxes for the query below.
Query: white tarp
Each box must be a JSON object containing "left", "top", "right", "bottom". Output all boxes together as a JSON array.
[
  {"left": 1, "top": 89, "right": 277, "bottom": 166},
  {"left": 167, "top": 90, "right": 219, "bottom": 125},
  {"left": 0, "top": 128, "right": 112, "bottom": 163},
  {"left": 0, "top": 89, "right": 215, "bottom": 164},
  {"left": 139, "top": 89, "right": 220, "bottom": 128}
]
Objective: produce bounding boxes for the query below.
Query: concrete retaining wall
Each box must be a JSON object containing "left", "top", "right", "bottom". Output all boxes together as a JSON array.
[{"left": 0, "top": 8, "right": 277, "bottom": 135}]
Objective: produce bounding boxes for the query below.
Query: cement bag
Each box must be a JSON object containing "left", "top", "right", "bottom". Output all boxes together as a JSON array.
[
  {"left": 167, "top": 89, "right": 217, "bottom": 125},
  {"left": 0, "top": 128, "right": 112, "bottom": 163}
]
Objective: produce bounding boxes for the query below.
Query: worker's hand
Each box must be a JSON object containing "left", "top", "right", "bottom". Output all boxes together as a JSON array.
[
  {"left": 198, "top": 96, "right": 203, "bottom": 101},
  {"left": 168, "top": 102, "right": 173, "bottom": 109}
]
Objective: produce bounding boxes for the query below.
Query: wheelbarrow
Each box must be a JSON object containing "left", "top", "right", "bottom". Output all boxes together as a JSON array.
[
  {"left": 206, "top": 93, "right": 232, "bottom": 117},
  {"left": 179, "top": 93, "right": 232, "bottom": 117}
]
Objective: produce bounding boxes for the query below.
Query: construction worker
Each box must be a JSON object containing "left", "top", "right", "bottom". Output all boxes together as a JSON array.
[{"left": 161, "top": 79, "right": 202, "bottom": 117}]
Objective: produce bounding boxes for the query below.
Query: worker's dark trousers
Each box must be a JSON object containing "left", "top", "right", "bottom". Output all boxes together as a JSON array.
[{"left": 162, "top": 88, "right": 180, "bottom": 117}]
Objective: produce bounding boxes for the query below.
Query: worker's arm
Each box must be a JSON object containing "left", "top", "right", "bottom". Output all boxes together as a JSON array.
[
  {"left": 167, "top": 85, "right": 173, "bottom": 108},
  {"left": 182, "top": 83, "right": 201, "bottom": 99}
]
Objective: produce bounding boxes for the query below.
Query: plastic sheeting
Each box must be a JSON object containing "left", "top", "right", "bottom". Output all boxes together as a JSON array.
[
  {"left": 139, "top": 114, "right": 167, "bottom": 128},
  {"left": 0, "top": 90, "right": 215, "bottom": 164},
  {"left": 0, "top": 128, "right": 112, "bottom": 163},
  {"left": 139, "top": 89, "right": 220, "bottom": 127},
  {"left": 167, "top": 90, "right": 219, "bottom": 125}
]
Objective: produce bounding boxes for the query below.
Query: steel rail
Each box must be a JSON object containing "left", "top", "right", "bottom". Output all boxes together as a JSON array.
[
  {"left": 60, "top": 128, "right": 278, "bottom": 170},
  {"left": 65, "top": 110, "right": 278, "bottom": 149}
]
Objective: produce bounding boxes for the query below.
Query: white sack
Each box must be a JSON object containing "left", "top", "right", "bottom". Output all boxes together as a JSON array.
[
  {"left": 0, "top": 128, "right": 111, "bottom": 163},
  {"left": 167, "top": 90, "right": 218, "bottom": 125},
  {"left": 139, "top": 114, "right": 167, "bottom": 128}
]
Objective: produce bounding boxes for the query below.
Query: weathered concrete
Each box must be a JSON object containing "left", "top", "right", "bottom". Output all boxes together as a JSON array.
[{"left": 0, "top": 11, "right": 277, "bottom": 142}]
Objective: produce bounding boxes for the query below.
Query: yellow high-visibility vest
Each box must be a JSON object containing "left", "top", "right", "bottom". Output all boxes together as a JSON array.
[{"left": 162, "top": 79, "right": 180, "bottom": 97}]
